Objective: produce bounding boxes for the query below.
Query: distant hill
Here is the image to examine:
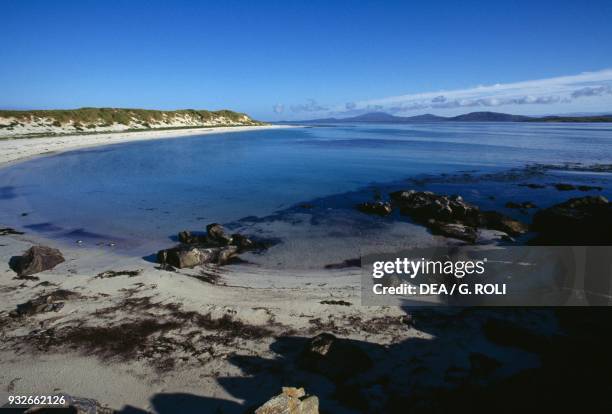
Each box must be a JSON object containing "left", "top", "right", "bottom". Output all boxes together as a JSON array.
[
  {"left": 0, "top": 108, "right": 265, "bottom": 138},
  {"left": 285, "top": 111, "right": 612, "bottom": 124},
  {"left": 528, "top": 114, "right": 612, "bottom": 122},
  {"left": 449, "top": 111, "right": 532, "bottom": 122}
]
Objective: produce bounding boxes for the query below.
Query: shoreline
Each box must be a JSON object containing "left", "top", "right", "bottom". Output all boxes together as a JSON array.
[
  {"left": 1, "top": 123, "right": 610, "bottom": 411},
  {"left": 0, "top": 124, "right": 294, "bottom": 167}
]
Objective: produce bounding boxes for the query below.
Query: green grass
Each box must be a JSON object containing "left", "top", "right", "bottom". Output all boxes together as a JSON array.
[{"left": 0, "top": 107, "right": 264, "bottom": 127}]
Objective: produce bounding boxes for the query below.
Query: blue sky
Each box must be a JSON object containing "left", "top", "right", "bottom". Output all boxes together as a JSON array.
[{"left": 2, "top": 0, "right": 612, "bottom": 121}]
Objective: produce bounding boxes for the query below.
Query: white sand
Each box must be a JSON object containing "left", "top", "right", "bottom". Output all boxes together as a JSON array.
[
  {"left": 0, "top": 126, "right": 416, "bottom": 412},
  {"left": 0, "top": 127, "right": 541, "bottom": 412},
  {"left": 0, "top": 125, "right": 291, "bottom": 167}
]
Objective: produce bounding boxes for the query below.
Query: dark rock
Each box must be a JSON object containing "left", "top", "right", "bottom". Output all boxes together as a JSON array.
[
  {"left": 577, "top": 185, "right": 603, "bottom": 192},
  {"left": 519, "top": 183, "right": 546, "bottom": 189},
  {"left": 390, "top": 190, "right": 480, "bottom": 224},
  {"left": 217, "top": 245, "right": 239, "bottom": 265},
  {"left": 9, "top": 245, "right": 65, "bottom": 276},
  {"left": 479, "top": 211, "right": 528, "bottom": 236},
  {"left": 156, "top": 245, "right": 239, "bottom": 268},
  {"left": 553, "top": 183, "right": 576, "bottom": 191},
  {"left": 206, "top": 223, "right": 232, "bottom": 245},
  {"left": 178, "top": 230, "right": 198, "bottom": 244},
  {"left": 427, "top": 220, "right": 478, "bottom": 243},
  {"left": 230, "top": 233, "right": 255, "bottom": 251},
  {"left": 531, "top": 195, "right": 612, "bottom": 244},
  {"left": 390, "top": 190, "right": 527, "bottom": 240},
  {"left": 0, "top": 227, "right": 24, "bottom": 235},
  {"left": 505, "top": 201, "right": 537, "bottom": 209},
  {"left": 298, "top": 333, "right": 373, "bottom": 381},
  {"left": 356, "top": 201, "right": 392, "bottom": 216},
  {"left": 157, "top": 245, "right": 220, "bottom": 268}
]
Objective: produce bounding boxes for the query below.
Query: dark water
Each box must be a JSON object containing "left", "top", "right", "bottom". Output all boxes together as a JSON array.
[{"left": 1, "top": 123, "right": 611, "bottom": 260}]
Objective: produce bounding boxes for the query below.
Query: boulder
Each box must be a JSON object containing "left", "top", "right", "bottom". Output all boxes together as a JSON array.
[
  {"left": 217, "top": 245, "right": 239, "bottom": 265},
  {"left": 206, "top": 223, "right": 232, "bottom": 246},
  {"left": 157, "top": 245, "right": 220, "bottom": 268},
  {"left": 255, "top": 387, "right": 319, "bottom": 414},
  {"left": 157, "top": 245, "right": 240, "bottom": 268},
  {"left": 178, "top": 230, "right": 198, "bottom": 244},
  {"left": 479, "top": 211, "right": 529, "bottom": 236},
  {"left": 356, "top": 201, "right": 392, "bottom": 216},
  {"left": 298, "top": 333, "right": 372, "bottom": 381},
  {"left": 231, "top": 233, "right": 255, "bottom": 251},
  {"left": 531, "top": 196, "right": 612, "bottom": 244},
  {"left": 389, "top": 190, "right": 528, "bottom": 241},
  {"left": 390, "top": 190, "right": 480, "bottom": 224},
  {"left": 428, "top": 220, "right": 478, "bottom": 243},
  {"left": 10, "top": 245, "right": 65, "bottom": 276}
]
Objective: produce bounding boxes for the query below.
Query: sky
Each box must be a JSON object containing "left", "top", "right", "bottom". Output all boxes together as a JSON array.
[{"left": 1, "top": 0, "right": 612, "bottom": 121}]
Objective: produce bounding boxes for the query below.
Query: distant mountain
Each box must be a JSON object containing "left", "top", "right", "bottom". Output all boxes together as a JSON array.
[
  {"left": 284, "top": 112, "right": 447, "bottom": 124},
  {"left": 449, "top": 111, "right": 532, "bottom": 122},
  {"left": 283, "top": 111, "right": 612, "bottom": 124}
]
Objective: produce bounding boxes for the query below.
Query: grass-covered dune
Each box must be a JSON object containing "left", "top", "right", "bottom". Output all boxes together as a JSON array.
[{"left": 0, "top": 107, "right": 266, "bottom": 138}]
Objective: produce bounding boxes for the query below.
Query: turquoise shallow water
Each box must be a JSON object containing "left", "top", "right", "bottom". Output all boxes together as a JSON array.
[{"left": 0, "top": 123, "right": 611, "bottom": 258}]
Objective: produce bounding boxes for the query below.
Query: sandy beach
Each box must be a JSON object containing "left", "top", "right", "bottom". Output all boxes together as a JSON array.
[
  {"left": 0, "top": 125, "right": 291, "bottom": 167},
  {"left": 0, "top": 127, "right": 421, "bottom": 413},
  {"left": 0, "top": 126, "right": 609, "bottom": 413}
]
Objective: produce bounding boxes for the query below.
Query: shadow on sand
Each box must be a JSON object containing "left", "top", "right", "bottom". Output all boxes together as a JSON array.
[{"left": 114, "top": 307, "right": 612, "bottom": 413}]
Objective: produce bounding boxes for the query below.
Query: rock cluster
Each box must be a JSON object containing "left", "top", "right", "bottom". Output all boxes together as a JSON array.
[
  {"left": 157, "top": 223, "right": 258, "bottom": 269},
  {"left": 531, "top": 195, "right": 612, "bottom": 244},
  {"left": 379, "top": 190, "right": 529, "bottom": 242},
  {"left": 9, "top": 245, "right": 65, "bottom": 276},
  {"left": 255, "top": 387, "right": 319, "bottom": 414}
]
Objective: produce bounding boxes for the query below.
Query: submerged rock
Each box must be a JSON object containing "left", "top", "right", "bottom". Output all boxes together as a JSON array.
[
  {"left": 255, "top": 387, "right": 319, "bottom": 414},
  {"left": 505, "top": 201, "right": 537, "bottom": 209},
  {"left": 356, "top": 201, "right": 393, "bottom": 216},
  {"left": 298, "top": 333, "right": 373, "bottom": 381},
  {"left": 9, "top": 245, "right": 65, "bottom": 276},
  {"left": 519, "top": 183, "right": 546, "bottom": 189},
  {"left": 531, "top": 195, "right": 612, "bottom": 244},
  {"left": 553, "top": 183, "right": 576, "bottom": 191}
]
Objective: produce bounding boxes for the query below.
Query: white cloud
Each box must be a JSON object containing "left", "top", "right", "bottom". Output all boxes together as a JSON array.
[
  {"left": 282, "top": 69, "right": 612, "bottom": 118},
  {"left": 290, "top": 99, "right": 329, "bottom": 113}
]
